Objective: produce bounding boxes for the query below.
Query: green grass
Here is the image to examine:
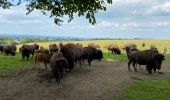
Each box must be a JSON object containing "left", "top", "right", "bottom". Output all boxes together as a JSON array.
[
  {"left": 103, "top": 52, "right": 127, "bottom": 62},
  {"left": 117, "top": 80, "right": 170, "bottom": 100},
  {"left": 0, "top": 53, "right": 33, "bottom": 76}
]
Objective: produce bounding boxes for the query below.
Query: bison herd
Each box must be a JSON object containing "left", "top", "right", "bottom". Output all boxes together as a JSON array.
[{"left": 0, "top": 42, "right": 166, "bottom": 82}]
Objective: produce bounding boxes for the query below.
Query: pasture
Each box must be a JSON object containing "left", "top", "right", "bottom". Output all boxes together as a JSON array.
[{"left": 0, "top": 39, "right": 170, "bottom": 100}]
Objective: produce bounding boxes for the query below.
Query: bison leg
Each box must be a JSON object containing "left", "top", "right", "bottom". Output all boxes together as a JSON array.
[
  {"left": 132, "top": 62, "right": 137, "bottom": 72},
  {"left": 88, "top": 59, "right": 92, "bottom": 66},
  {"left": 147, "top": 65, "right": 152, "bottom": 74},
  {"left": 153, "top": 67, "right": 156, "bottom": 72},
  {"left": 128, "top": 59, "right": 133, "bottom": 71}
]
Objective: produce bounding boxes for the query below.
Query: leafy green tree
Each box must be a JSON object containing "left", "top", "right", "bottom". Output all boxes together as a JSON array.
[{"left": 0, "top": 0, "right": 112, "bottom": 25}]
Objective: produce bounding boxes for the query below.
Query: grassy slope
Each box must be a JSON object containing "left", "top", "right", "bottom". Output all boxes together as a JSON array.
[
  {"left": 0, "top": 53, "right": 33, "bottom": 76},
  {"left": 117, "top": 80, "right": 170, "bottom": 100}
]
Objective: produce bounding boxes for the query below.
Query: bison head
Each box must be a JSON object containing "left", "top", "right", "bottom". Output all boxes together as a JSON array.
[
  {"left": 154, "top": 53, "right": 165, "bottom": 70},
  {"left": 95, "top": 50, "right": 103, "bottom": 61}
]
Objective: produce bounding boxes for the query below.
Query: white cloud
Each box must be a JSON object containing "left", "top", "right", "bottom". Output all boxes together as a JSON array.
[
  {"left": 153, "top": 21, "right": 170, "bottom": 27},
  {"left": 147, "top": 2, "right": 170, "bottom": 14},
  {"left": 0, "top": 19, "right": 42, "bottom": 24},
  {"left": 99, "top": 21, "right": 113, "bottom": 28}
]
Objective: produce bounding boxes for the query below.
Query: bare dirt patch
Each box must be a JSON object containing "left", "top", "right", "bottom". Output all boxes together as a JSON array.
[{"left": 0, "top": 61, "right": 170, "bottom": 100}]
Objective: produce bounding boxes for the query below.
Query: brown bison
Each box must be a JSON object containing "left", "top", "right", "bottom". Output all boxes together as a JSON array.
[
  {"left": 34, "top": 49, "right": 49, "bottom": 54},
  {"left": 3, "top": 45, "right": 16, "bottom": 56},
  {"left": 107, "top": 44, "right": 121, "bottom": 54},
  {"left": 50, "top": 52, "right": 68, "bottom": 82},
  {"left": 49, "top": 44, "right": 59, "bottom": 53},
  {"left": 21, "top": 45, "right": 35, "bottom": 60},
  {"left": 34, "top": 53, "right": 52, "bottom": 70},
  {"left": 128, "top": 49, "right": 164, "bottom": 74},
  {"left": 33, "top": 44, "right": 39, "bottom": 50},
  {"left": 123, "top": 43, "right": 137, "bottom": 58},
  {"left": 88, "top": 43, "right": 100, "bottom": 48},
  {"left": 0, "top": 45, "right": 4, "bottom": 53},
  {"left": 150, "top": 45, "right": 157, "bottom": 50},
  {"left": 60, "top": 43, "right": 80, "bottom": 71},
  {"left": 81, "top": 47, "right": 103, "bottom": 66}
]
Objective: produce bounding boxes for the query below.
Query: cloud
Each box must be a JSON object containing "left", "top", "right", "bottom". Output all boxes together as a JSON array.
[
  {"left": 146, "top": 2, "right": 170, "bottom": 15},
  {"left": 99, "top": 21, "right": 113, "bottom": 28}
]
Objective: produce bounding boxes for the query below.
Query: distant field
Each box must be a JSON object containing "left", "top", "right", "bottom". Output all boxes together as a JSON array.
[{"left": 17, "top": 39, "right": 170, "bottom": 53}]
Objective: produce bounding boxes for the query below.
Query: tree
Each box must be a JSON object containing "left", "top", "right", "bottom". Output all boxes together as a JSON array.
[{"left": 0, "top": 0, "right": 112, "bottom": 25}]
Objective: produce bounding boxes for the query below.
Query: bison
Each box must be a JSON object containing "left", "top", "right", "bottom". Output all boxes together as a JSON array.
[
  {"left": 34, "top": 53, "right": 52, "bottom": 70},
  {"left": 34, "top": 49, "right": 49, "bottom": 54},
  {"left": 50, "top": 52, "right": 68, "bottom": 82},
  {"left": 60, "top": 43, "right": 79, "bottom": 71},
  {"left": 21, "top": 45, "right": 35, "bottom": 60},
  {"left": 59, "top": 42, "right": 64, "bottom": 49},
  {"left": 107, "top": 44, "right": 121, "bottom": 54},
  {"left": 3, "top": 45, "right": 16, "bottom": 56},
  {"left": 49, "top": 44, "right": 59, "bottom": 53},
  {"left": 150, "top": 45, "right": 157, "bottom": 50},
  {"left": 128, "top": 49, "right": 164, "bottom": 74},
  {"left": 123, "top": 43, "right": 137, "bottom": 59},
  {"left": 0, "top": 45, "right": 4, "bottom": 53},
  {"left": 88, "top": 43, "right": 100, "bottom": 48},
  {"left": 33, "top": 44, "right": 39, "bottom": 50},
  {"left": 81, "top": 47, "right": 103, "bottom": 66}
]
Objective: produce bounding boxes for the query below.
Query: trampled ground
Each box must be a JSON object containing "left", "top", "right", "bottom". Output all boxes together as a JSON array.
[{"left": 0, "top": 61, "right": 170, "bottom": 100}]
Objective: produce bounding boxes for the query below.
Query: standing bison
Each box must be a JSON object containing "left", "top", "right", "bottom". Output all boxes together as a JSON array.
[
  {"left": 49, "top": 44, "right": 59, "bottom": 53},
  {"left": 50, "top": 52, "right": 68, "bottom": 82},
  {"left": 81, "top": 47, "right": 103, "bottom": 66},
  {"left": 128, "top": 49, "right": 164, "bottom": 74},
  {"left": 21, "top": 45, "right": 35, "bottom": 60},
  {"left": 107, "top": 44, "right": 121, "bottom": 54},
  {"left": 3, "top": 45, "right": 16, "bottom": 56},
  {"left": 33, "top": 44, "right": 39, "bottom": 50},
  {"left": 123, "top": 43, "right": 137, "bottom": 58},
  {"left": 34, "top": 53, "right": 52, "bottom": 70},
  {"left": 60, "top": 43, "right": 81, "bottom": 71}
]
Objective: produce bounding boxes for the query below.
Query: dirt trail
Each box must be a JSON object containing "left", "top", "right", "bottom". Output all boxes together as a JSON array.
[{"left": 0, "top": 61, "right": 170, "bottom": 100}]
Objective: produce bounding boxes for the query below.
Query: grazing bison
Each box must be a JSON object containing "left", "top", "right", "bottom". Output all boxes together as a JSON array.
[
  {"left": 33, "top": 44, "right": 39, "bottom": 50},
  {"left": 50, "top": 52, "right": 68, "bottom": 82},
  {"left": 150, "top": 45, "right": 157, "bottom": 50},
  {"left": 34, "top": 53, "right": 52, "bottom": 70},
  {"left": 123, "top": 43, "right": 137, "bottom": 58},
  {"left": 88, "top": 43, "right": 100, "bottom": 48},
  {"left": 49, "top": 44, "right": 59, "bottom": 53},
  {"left": 81, "top": 47, "right": 103, "bottom": 66},
  {"left": 107, "top": 44, "right": 121, "bottom": 54},
  {"left": 0, "top": 45, "right": 4, "bottom": 53},
  {"left": 128, "top": 49, "right": 164, "bottom": 74},
  {"left": 60, "top": 43, "right": 78, "bottom": 71},
  {"left": 3, "top": 45, "right": 16, "bottom": 56},
  {"left": 21, "top": 45, "right": 35, "bottom": 60}
]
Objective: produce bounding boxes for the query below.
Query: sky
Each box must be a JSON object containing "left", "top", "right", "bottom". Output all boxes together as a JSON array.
[{"left": 0, "top": 0, "right": 170, "bottom": 39}]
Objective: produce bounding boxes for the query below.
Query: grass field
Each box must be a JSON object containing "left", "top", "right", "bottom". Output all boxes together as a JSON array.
[
  {"left": 118, "top": 80, "right": 170, "bottom": 100},
  {"left": 0, "top": 53, "right": 33, "bottom": 76}
]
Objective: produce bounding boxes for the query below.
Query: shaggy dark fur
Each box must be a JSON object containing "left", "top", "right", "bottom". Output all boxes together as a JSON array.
[
  {"left": 50, "top": 52, "right": 68, "bottom": 82},
  {"left": 128, "top": 49, "right": 164, "bottom": 74}
]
